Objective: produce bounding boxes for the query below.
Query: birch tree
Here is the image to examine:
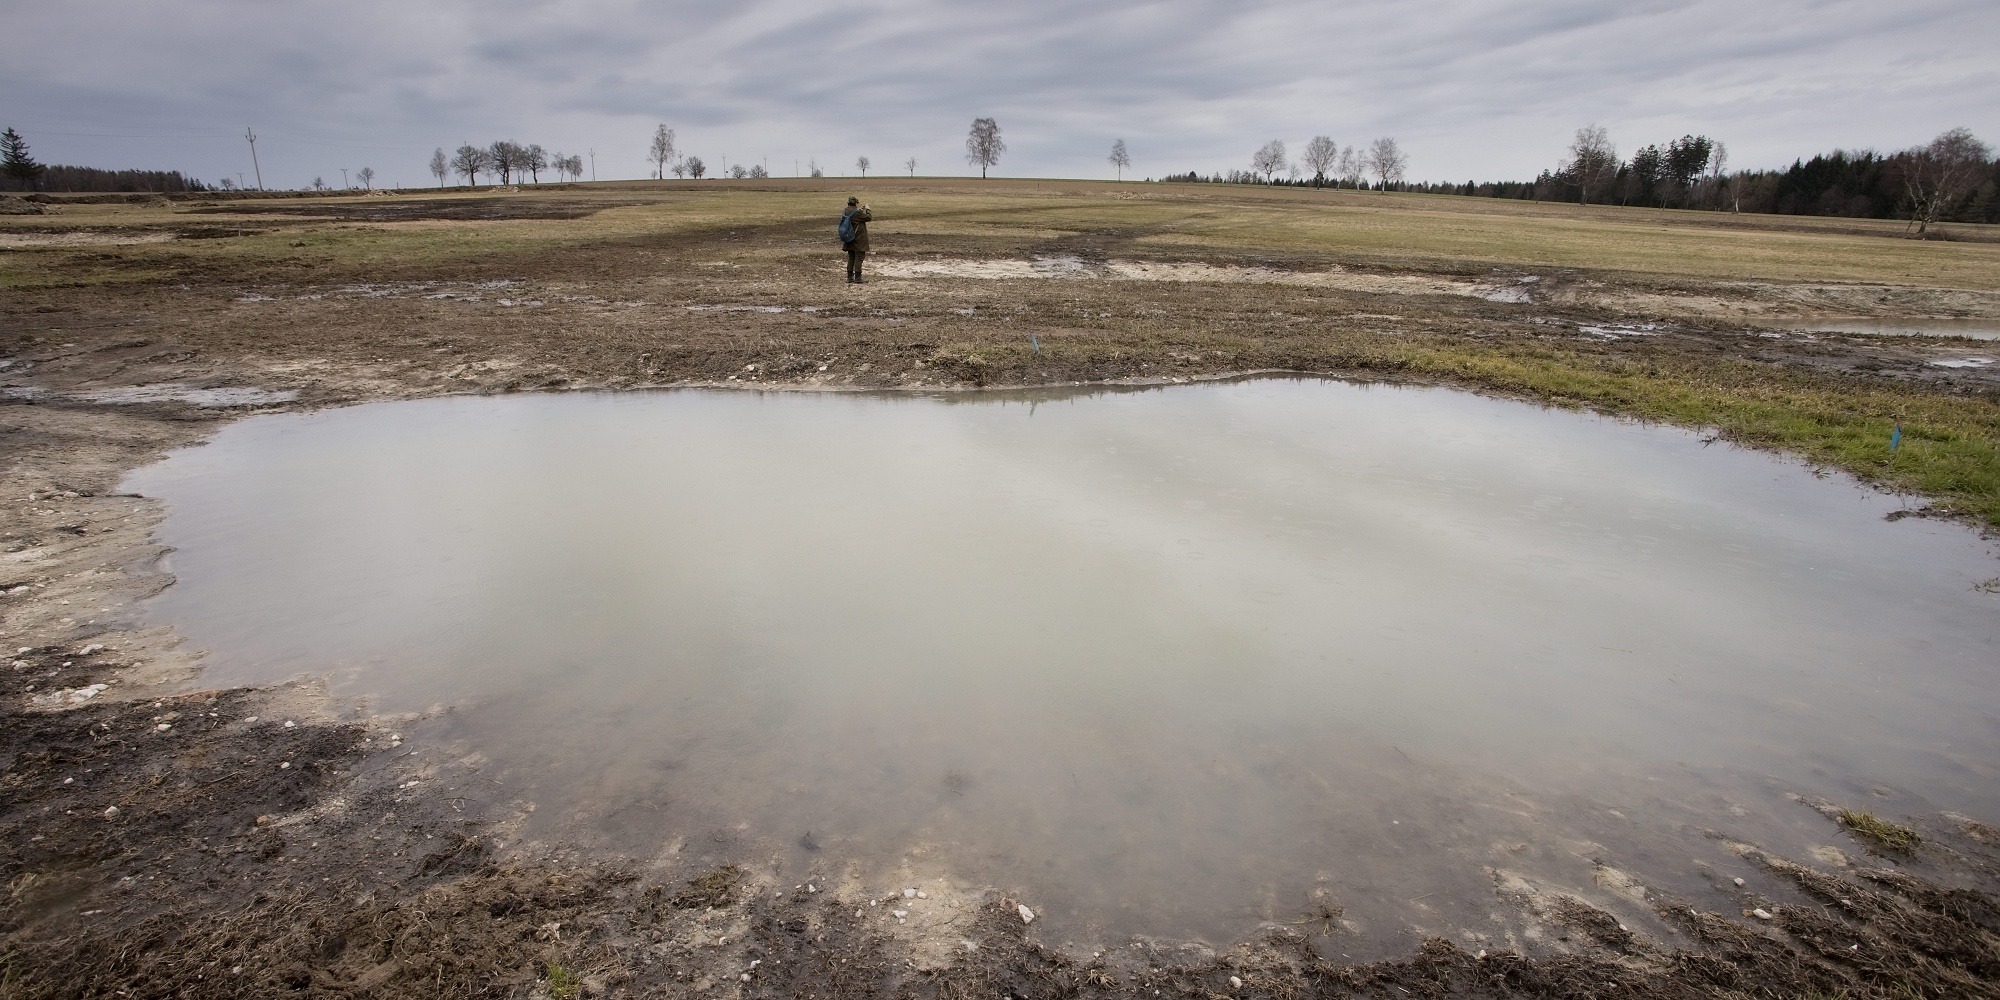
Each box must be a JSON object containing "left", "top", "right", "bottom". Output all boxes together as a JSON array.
[
  {"left": 906, "top": 156, "right": 918, "bottom": 177},
  {"left": 1904, "top": 128, "right": 1992, "bottom": 233},
  {"left": 1566, "top": 125, "right": 1616, "bottom": 205},
  {"left": 1366, "top": 137, "right": 1406, "bottom": 188},
  {"left": 429, "top": 148, "right": 449, "bottom": 188},
  {"left": 1301, "top": 136, "right": 1338, "bottom": 188},
  {"left": 649, "top": 125, "right": 677, "bottom": 180},
  {"left": 856, "top": 155, "right": 870, "bottom": 177},
  {"left": 965, "top": 118, "right": 1005, "bottom": 178},
  {"left": 1108, "top": 138, "right": 1131, "bottom": 181},
  {"left": 1337, "top": 146, "right": 1363, "bottom": 187},
  {"left": 1251, "top": 140, "right": 1288, "bottom": 183}
]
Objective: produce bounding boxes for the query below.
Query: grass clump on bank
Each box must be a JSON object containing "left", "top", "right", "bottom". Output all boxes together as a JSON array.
[
  {"left": 669, "top": 864, "right": 745, "bottom": 909},
  {"left": 1839, "top": 809, "right": 1922, "bottom": 853}
]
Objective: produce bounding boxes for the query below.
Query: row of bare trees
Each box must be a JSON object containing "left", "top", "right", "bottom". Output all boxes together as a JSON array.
[
  {"left": 430, "top": 142, "right": 582, "bottom": 187},
  {"left": 1244, "top": 136, "right": 1405, "bottom": 188}
]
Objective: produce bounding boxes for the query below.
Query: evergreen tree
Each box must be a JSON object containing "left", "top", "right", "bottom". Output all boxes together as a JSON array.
[{"left": 2, "top": 128, "right": 46, "bottom": 190}]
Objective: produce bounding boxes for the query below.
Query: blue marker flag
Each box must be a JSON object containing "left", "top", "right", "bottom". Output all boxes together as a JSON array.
[
  {"left": 1030, "top": 333, "right": 1041, "bottom": 354},
  {"left": 1891, "top": 424, "right": 1902, "bottom": 451}
]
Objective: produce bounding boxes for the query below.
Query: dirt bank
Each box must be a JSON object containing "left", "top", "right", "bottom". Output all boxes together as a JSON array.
[{"left": 5, "top": 183, "right": 2000, "bottom": 996}]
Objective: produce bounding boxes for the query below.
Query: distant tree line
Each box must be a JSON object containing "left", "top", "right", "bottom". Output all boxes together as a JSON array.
[
  {"left": 1521, "top": 126, "right": 1999, "bottom": 228},
  {"left": 1164, "top": 136, "right": 1408, "bottom": 190},
  {"left": 3, "top": 165, "right": 208, "bottom": 193},
  {"left": 3, "top": 128, "right": 210, "bottom": 193}
]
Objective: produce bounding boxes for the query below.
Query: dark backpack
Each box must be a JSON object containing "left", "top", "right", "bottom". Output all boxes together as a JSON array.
[{"left": 838, "top": 210, "right": 856, "bottom": 244}]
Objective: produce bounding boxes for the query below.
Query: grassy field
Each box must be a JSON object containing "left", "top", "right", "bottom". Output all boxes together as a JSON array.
[{"left": 5, "top": 178, "right": 2000, "bottom": 522}]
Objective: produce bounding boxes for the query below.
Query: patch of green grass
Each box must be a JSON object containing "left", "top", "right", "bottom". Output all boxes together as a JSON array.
[
  {"left": 544, "top": 961, "right": 581, "bottom": 1000},
  {"left": 1839, "top": 809, "right": 1922, "bottom": 853}
]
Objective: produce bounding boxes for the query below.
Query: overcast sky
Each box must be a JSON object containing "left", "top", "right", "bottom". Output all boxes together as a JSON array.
[{"left": 5, "top": 0, "right": 1997, "bottom": 190}]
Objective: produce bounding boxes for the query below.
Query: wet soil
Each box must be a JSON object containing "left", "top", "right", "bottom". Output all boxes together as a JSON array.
[{"left": 4, "top": 186, "right": 2000, "bottom": 996}]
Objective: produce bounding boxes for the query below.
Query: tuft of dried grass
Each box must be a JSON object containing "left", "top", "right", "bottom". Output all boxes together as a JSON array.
[{"left": 1839, "top": 810, "right": 1921, "bottom": 853}]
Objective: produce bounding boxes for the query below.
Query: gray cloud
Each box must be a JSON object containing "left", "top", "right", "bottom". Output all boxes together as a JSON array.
[{"left": 4, "top": 0, "right": 1995, "bottom": 189}]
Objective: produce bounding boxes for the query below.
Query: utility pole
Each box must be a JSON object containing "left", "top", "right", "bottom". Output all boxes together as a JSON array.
[
  {"left": 236, "top": 173, "right": 245, "bottom": 189},
  {"left": 244, "top": 128, "right": 264, "bottom": 190},
  {"left": 589, "top": 149, "right": 596, "bottom": 182},
  {"left": 340, "top": 167, "right": 349, "bottom": 189}
]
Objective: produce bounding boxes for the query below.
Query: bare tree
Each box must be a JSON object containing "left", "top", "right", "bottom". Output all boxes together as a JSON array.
[
  {"left": 1904, "top": 127, "right": 1993, "bottom": 234},
  {"left": 525, "top": 144, "right": 547, "bottom": 183},
  {"left": 649, "top": 125, "right": 677, "bottom": 180},
  {"left": 357, "top": 166, "right": 375, "bottom": 190},
  {"left": 429, "top": 148, "right": 449, "bottom": 188},
  {"left": 1366, "top": 137, "right": 1406, "bottom": 189},
  {"left": 670, "top": 159, "right": 687, "bottom": 179},
  {"left": 1706, "top": 141, "right": 1732, "bottom": 211},
  {"left": 311, "top": 176, "right": 326, "bottom": 191},
  {"left": 965, "top": 117, "right": 1005, "bottom": 178},
  {"left": 685, "top": 156, "right": 706, "bottom": 180},
  {"left": 1250, "top": 140, "right": 1288, "bottom": 184},
  {"left": 487, "top": 141, "right": 518, "bottom": 184},
  {"left": 1300, "top": 136, "right": 1338, "bottom": 188},
  {"left": 808, "top": 158, "right": 823, "bottom": 178},
  {"left": 1566, "top": 125, "right": 1616, "bottom": 206},
  {"left": 748, "top": 164, "right": 769, "bottom": 178},
  {"left": 452, "top": 144, "right": 487, "bottom": 186},
  {"left": 905, "top": 156, "right": 918, "bottom": 177},
  {"left": 1108, "top": 138, "right": 1131, "bottom": 181},
  {"left": 562, "top": 155, "right": 582, "bottom": 182},
  {"left": 856, "top": 155, "right": 871, "bottom": 177},
  {"left": 1336, "top": 145, "right": 1362, "bottom": 187}
]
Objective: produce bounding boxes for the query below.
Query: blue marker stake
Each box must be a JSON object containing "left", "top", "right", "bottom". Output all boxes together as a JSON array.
[
  {"left": 1030, "top": 332, "right": 1041, "bottom": 354},
  {"left": 1891, "top": 423, "right": 1902, "bottom": 452}
]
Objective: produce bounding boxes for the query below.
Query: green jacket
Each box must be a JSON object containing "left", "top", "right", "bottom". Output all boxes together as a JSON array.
[{"left": 844, "top": 205, "right": 873, "bottom": 252}]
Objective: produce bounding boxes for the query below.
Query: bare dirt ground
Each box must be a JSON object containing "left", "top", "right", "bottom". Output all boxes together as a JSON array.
[{"left": 4, "top": 181, "right": 2000, "bottom": 997}]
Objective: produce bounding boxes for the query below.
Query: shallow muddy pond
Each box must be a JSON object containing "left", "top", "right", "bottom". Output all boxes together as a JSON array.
[{"left": 131, "top": 379, "right": 2000, "bottom": 949}]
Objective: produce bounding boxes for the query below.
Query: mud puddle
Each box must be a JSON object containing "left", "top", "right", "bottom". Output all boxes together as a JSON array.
[
  {"left": 1762, "top": 317, "right": 2000, "bottom": 340},
  {"left": 125, "top": 379, "right": 2000, "bottom": 949}
]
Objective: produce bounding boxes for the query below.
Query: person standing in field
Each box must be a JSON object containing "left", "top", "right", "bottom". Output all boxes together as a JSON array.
[{"left": 840, "top": 196, "right": 872, "bottom": 283}]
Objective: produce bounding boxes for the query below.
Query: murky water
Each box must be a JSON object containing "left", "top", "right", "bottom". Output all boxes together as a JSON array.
[
  {"left": 1764, "top": 317, "right": 2000, "bottom": 340},
  {"left": 129, "top": 380, "right": 2000, "bottom": 949}
]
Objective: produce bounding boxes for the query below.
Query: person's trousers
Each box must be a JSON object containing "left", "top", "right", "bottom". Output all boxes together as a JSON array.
[{"left": 846, "top": 249, "right": 866, "bottom": 283}]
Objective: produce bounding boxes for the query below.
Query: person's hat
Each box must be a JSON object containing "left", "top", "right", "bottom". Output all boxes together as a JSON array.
[{"left": 847, "top": 196, "right": 859, "bottom": 205}]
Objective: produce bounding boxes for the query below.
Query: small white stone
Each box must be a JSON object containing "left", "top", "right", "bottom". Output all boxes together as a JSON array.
[
  {"left": 279, "top": 762, "right": 290, "bottom": 769},
  {"left": 739, "top": 973, "right": 751, "bottom": 982},
  {"left": 102, "top": 806, "right": 120, "bottom": 820},
  {"left": 244, "top": 716, "right": 258, "bottom": 724},
  {"left": 1017, "top": 903, "right": 1035, "bottom": 924},
  {"left": 283, "top": 720, "right": 296, "bottom": 728},
  {"left": 62, "top": 777, "right": 72, "bottom": 785},
  {"left": 1752, "top": 908, "right": 1774, "bottom": 920},
  {"left": 807, "top": 884, "right": 817, "bottom": 893},
  {"left": 903, "top": 888, "right": 916, "bottom": 898},
  {"left": 1229, "top": 976, "right": 1243, "bottom": 989},
  {"left": 1733, "top": 878, "right": 1745, "bottom": 886},
  {"left": 892, "top": 909, "right": 908, "bottom": 918},
  {"left": 155, "top": 723, "right": 171, "bottom": 731}
]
